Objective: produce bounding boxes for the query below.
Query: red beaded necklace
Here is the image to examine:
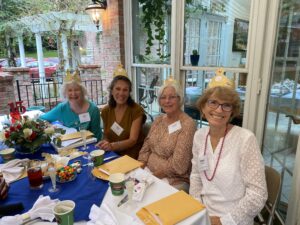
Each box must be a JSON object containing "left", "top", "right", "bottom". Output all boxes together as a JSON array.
[{"left": 204, "top": 125, "right": 228, "bottom": 181}]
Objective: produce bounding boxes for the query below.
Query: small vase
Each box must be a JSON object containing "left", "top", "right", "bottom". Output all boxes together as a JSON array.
[
  {"left": 190, "top": 55, "right": 200, "bottom": 66},
  {"left": 15, "top": 145, "right": 41, "bottom": 154}
]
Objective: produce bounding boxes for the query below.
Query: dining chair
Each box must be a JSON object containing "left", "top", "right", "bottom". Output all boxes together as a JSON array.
[{"left": 255, "top": 165, "right": 281, "bottom": 225}]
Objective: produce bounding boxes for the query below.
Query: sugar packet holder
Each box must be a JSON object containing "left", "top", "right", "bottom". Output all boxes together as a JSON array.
[{"left": 132, "top": 177, "right": 154, "bottom": 201}]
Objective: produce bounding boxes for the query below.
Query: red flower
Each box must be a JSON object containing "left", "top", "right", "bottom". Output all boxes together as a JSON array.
[
  {"left": 29, "top": 132, "right": 37, "bottom": 140},
  {"left": 16, "top": 124, "right": 22, "bottom": 130},
  {"left": 5, "top": 132, "right": 10, "bottom": 139},
  {"left": 9, "top": 126, "right": 15, "bottom": 132}
]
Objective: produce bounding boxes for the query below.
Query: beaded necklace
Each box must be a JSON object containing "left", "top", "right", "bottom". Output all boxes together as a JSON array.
[{"left": 204, "top": 125, "right": 228, "bottom": 181}]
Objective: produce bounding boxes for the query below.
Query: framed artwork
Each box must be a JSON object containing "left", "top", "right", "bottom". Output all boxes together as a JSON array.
[{"left": 232, "top": 18, "right": 249, "bottom": 52}]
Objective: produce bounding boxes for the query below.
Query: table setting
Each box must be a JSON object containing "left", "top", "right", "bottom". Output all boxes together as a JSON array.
[{"left": 0, "top": 119, "right": 210, "bottom": 225}]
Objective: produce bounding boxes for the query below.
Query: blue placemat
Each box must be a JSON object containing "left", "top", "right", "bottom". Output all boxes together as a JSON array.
[{"left": 1, "top": 143, "right": 118, "bottom": 221}]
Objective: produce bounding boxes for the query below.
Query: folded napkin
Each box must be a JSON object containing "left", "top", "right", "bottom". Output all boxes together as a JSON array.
[
  {"left": 0, "top": 158, "right": 29, "bottom": 183},
  {"left": 0, "top": 195, "right": 59, "bottom": 225},
  {"left": 87, "top": 204, "right": 141, "bottom": 225},
  {"left": 87, "top": 204, "right": 119, "bottom": 225}
]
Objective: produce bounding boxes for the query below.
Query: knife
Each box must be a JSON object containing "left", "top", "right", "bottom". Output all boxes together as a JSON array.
[{"left": 117, "top": 194, "right": 128, "bottom": 207}]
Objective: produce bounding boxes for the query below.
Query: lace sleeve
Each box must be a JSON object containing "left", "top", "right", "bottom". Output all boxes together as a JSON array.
[{"left": 221, "top": 134, "right": 268, "bottom": 225}]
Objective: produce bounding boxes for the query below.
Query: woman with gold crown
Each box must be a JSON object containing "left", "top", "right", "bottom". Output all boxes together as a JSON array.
[
  {"left": 189, "top": 69, "right": 267, "bottom": 225},
  {"left": 96, "top": 65, "right": 146, "bottom": 159},
  {"left": 39, "top": 70, "right": 102, "bottom": 140},
  {"left": 138, "top": 76, "right": 196, "bottom": 192}
]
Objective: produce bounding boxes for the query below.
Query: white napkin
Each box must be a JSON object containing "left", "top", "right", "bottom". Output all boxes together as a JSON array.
[
  {"left": 0, "top": 195, "right": 59, "bottom": 225},
  {"left": 87, "top": 204, "right": 140, "bottom": 225},
  {"left": 0, "top": 158, "right": 29, "bottom": 183},
  {"left": 87, "top": 204, "right": 119, "bottom": 225}
]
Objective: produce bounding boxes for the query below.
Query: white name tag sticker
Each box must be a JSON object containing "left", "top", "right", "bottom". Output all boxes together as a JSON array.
[
  {"left": 79, "top": 112, "right": 91, "bottom": 123},
  {"left": 168, "top": 120, "right": 182, "bottom": 134},
  {"left": 198, "top": 155, "right": 209, "bottom": 171},
  {"left": 111, "top": 122, "right": 124, "bottom": 136}
]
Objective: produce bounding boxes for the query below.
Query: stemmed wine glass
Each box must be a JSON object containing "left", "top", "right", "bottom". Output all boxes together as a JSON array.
[
  {"left": 48, "top": 163, "right": 60, "bottom": 193},
  {"left": 79, "top": 124, "right": 90, "bottom": 159}
]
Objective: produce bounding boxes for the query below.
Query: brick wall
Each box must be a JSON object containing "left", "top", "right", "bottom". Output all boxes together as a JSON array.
[
  {"left": 0, "top": 72, "right": 15, "bottom": 115},
  {"left": 85, "top": 0, "right": 125, "bottom": 87},
  {"left": 2, "top": 67, "right": 34, "bottom": 110}
]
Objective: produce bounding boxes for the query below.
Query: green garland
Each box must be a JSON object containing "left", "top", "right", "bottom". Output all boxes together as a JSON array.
[{"left": 139, "top": 0, "right": 169, "bottom": 61}]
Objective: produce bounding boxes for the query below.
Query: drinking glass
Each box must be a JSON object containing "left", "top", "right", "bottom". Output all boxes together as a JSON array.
[
  {"left": 79, "top": 125, "right": 90, "bottom": 160},
  {"left": 48, "top": 163, "right": 60, "bottom": 193},
  {"left": 27, "top": 160, "right": 43, "bottom": 189},
  {"left": 79, "top": 126, "right": 88, "bottom": 151}
]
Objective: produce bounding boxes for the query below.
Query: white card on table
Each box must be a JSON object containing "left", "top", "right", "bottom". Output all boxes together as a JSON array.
[
  {"left": 168, "top": 120, "right": 182, "bottom": 134},
  {"left": 79, "top": 112, "right": 91, "bottom": 123},
  {"left": 111, "top": 122, "right": 124, "bottom": 136}
]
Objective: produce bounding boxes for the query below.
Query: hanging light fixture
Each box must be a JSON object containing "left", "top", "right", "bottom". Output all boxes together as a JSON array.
[{"left": 85, "top": 0, "right": 107, "bottom": 29}]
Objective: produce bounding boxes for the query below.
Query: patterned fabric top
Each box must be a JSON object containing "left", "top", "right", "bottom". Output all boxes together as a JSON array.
[
  {"left": 138, "top": 112, "right": 196, "bottom": 185},
  {"left": 189, "top": 125, "right": 267, "bottom": 225}
]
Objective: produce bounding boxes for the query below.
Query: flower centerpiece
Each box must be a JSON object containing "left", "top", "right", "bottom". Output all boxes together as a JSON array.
[{"left": 0, "top": 115, "right": 64, "bottom": 154}]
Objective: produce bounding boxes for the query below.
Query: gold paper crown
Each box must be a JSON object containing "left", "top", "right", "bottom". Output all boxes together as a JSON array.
[
  {"left": 113, "top": 64, "right": 128, "bottom": 77},
  {"left": 64, "top": 69, "right": 81, "bottom": 83},
  {"left": 164, "top": 75, "right": 178, "bottom": 85},
  {"left": 208, "top": 68, "right": 235, "bottom": 89}
]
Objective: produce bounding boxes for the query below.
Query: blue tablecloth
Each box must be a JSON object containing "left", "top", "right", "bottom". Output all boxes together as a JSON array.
[{"left": 0, "top": 143, "right": 118, "bottom": 221}]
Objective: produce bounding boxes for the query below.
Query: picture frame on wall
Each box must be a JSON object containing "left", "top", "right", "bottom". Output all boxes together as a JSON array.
[{"left": 232, "top": 18, "right": 249, "bottom": 52}]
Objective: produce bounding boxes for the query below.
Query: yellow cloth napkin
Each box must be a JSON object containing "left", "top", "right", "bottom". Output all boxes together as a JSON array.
[
  {"left": 60, "top": 131, "right": 94, "bottom": 141},
  {"left": 136, "top": 191, "right": 205, "bottom": 225},
  {"left": 92, "top": 155, "right": 142, "bottom": 180}
]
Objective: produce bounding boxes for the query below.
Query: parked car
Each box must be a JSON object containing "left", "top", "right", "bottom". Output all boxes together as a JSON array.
[
  {"left": 27, "top": 60, "right": 58, "bottom": 79},
  {"left": 0, "top": 57, "right": 35, "bottom": 67}
]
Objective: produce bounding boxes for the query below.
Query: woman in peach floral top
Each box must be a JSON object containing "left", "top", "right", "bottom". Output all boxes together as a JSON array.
[{"left": 138, "top": 81, "right": 196, "bottom": 192}]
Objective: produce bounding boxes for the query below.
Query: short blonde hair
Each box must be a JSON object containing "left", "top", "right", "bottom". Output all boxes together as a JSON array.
[
  {"left": 158, "top": 83, "right": 184, "bottom": 106},
  {"left": 197, "top": 86, "right": 240, "bottom": 119},
  {"left": 60, "top": 81, "right": 87, "bottom": 100}
]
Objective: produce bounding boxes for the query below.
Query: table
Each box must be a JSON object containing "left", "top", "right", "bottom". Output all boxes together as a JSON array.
[
  {"left": 1, "top": 146, "right": 210, "bottom": 225},
  {"left": 100, "top": 168, "right": 210, "bottom": 225},
  {"left": 31, "top": 169, "right": 210, "bottom": 225},
  {"left": 0, "top": 143, "right": 117, "bottom": 222}
]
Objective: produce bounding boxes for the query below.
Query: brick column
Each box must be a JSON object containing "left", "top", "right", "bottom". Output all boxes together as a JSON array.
[
  {"left": 85, "top": 0, "right": 125, "bottom": 81},
  {"left": 2, "top": 67, "right": 32, "bottom": 109},
  {"left": 0, "top": 72, "right": 15, "bottom": 115},
  {"left": 78, "top": 64, "right": 108, "bottom": 105}
]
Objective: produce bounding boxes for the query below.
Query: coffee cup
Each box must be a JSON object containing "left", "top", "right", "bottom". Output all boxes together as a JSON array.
[
  {"left": 109, "top": 173, "right": 125, "bottom": 196},
  {"left": 53, "top": 200, "right": 75, "bottom": 225},
  {"left": 90, "top": 150, "right": 105, "bottom": 167}
]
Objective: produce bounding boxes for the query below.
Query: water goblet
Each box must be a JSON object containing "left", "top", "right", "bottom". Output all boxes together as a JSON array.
[{"left": 48, "top": 163, "right": 60, "bottom": 193}]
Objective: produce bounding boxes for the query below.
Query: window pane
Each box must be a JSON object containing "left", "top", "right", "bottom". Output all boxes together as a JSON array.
[
  {"left": 184, "top": 69, "right": 246, "bottom": 127},
  {"left": 136, "top": 67, "right": 172, "bottom": 119},
  {"left": 184, "top": 0, "right": 251, "bottom": 68},
  {"left": 132, "top": 0, "right": 171, "bottom": 64}
]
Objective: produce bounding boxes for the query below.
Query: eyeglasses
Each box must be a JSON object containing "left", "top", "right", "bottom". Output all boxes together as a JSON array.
[
  {"left": 159, "top": 95, "right": 179, "bottom": 101},
  {"left": 207, "top": 99, "right": 233, "bottom": 112}
]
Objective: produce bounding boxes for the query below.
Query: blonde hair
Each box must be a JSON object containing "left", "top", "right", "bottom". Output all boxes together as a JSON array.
[
  {"left": 197, "top": 86, "right": 240, "bottom": 119},
  {"left": 158, "top": 82, "right": 184, "bottom": 106},
  {"left": 60, "top": 81, "right": 88, "bottom": 101}
]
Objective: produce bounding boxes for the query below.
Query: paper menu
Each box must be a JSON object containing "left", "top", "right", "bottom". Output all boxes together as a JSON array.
[
  {"left": 136, "top": 191, "right": 205, "bottom": 225},
  {"left": 51, "top": 123, "right": 94, "bottom": 147},
  {"left": 60, "top": 130, "right": 94, "bottom": 141},
  {"left": 92, "top": 155, "right": 143, "bottom": 180}
]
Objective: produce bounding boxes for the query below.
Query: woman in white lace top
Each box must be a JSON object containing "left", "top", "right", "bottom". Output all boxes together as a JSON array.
[{"left": 189, "top": 85, "right": 267, "bottom": 225}]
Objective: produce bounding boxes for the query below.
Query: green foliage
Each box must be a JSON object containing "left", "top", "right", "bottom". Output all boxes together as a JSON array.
[
  {"left": 139, "top": 0, "right": 170, "bottom": 61},
  {"left": 2, "top": 116, "right": 65, "bottom": 153},
  {"left": 192, "top": 49, "right": 198, "bottom": 55}
]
